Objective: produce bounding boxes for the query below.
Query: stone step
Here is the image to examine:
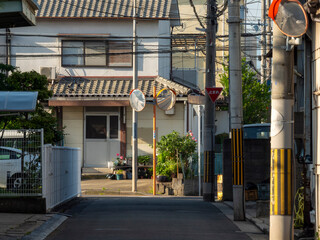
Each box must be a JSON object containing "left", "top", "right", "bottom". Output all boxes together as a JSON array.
[{"left": 82, "top": 168, "right": 113, "bottom": 175}]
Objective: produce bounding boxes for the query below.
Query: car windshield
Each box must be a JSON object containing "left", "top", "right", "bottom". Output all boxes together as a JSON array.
[
  {"left": 0, "top": 149, "right": 21, "bottom": 160},
  {"left": 243, "top": 126, "right": 270, "bottom": 139}
]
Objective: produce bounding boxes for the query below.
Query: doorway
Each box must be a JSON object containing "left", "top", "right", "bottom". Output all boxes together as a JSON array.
[{"left": 84, "top": 108, "right": 120, "bottom": 167}]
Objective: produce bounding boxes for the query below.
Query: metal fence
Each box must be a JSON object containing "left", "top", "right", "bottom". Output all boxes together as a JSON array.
[
  {"left": 0, "top": 129, "right": 81, "bottom": 211},
  {"left": 0, "top": 129, "right": 43, "bottom": 196},
  {"left": 43, "top": 145, "right": 81, "bottom": 211}
]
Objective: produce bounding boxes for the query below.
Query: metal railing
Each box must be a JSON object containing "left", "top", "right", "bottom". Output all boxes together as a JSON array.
[{"left": 0, "top": 129, "right": 81, "bottom": 211}]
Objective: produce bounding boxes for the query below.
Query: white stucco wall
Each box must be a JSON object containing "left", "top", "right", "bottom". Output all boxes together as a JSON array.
[
  {"left": 63, "top": 106, "right": 84, "bottom": 165},
  {"left": 4, "top": 18, "right": 171, "bottom": 78},
  {"left": 158, "top": 20, "right": 171, "bottom": 79},
  {"left": 126, "top": 102, "right": 185, "bottom": 157}
]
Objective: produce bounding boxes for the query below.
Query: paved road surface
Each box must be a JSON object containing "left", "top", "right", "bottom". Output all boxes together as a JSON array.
[{"left": 46, "top": 196, "right": 265, "bottom": 240}]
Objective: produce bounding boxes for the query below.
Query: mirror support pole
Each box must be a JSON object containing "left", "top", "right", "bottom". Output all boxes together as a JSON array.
[
  {"left": 132, "top": 0, "right": 138, "bottom": 192},
  {"left": 153, "top": 85, "right": 157, "bottom": 195}
]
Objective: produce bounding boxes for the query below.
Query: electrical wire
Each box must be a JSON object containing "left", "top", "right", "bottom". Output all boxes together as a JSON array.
[{"left": 188, "top": 0, "right": 206, "bottom": 29}]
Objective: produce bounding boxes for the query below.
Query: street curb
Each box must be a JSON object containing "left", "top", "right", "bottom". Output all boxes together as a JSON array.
[
  {"left": 22, "top": 214, "right": 68, "bottom": 240},
  {"left": 223, "top": 201, "right": 270, "bottom": 234}
]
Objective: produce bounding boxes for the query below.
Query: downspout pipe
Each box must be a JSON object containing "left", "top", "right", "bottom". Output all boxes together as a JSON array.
[{"left": 6, "top": 28, "right": 11, "bottom": 68}]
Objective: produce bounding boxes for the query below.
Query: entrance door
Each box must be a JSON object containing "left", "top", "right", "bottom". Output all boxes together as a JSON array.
[{"left": 85, "top": 114, "right": 120, "bottom": 167}]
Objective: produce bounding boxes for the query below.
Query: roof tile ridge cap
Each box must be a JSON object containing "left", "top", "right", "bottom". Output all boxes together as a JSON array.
[{"left": 156, "top": 76, "right": 184, "bottom": 89}]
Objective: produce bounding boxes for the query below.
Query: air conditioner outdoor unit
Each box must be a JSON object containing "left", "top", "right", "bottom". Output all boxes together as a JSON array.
[{"left": 40, "top": 67, "right": 56, "bottom": 80}]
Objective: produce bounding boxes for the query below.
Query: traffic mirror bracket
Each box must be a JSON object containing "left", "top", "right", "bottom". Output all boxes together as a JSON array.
[{"left": 286, "top": 36, "right": 302, "bottom": 51}]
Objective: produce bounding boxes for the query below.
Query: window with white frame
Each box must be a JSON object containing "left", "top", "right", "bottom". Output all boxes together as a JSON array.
[{"left": 62, "top": 40, "right": 132, "bottom": 67}]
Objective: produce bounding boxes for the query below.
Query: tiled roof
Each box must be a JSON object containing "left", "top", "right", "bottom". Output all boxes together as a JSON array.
[
  {"left": 36, "top": 0, "right": 172, "bottom": 19},
  {"left": 49, "top": 76, "right": 190, "bottom": 98}
]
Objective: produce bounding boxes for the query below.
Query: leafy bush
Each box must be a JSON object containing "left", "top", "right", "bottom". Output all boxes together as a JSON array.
[
  {"left": 156, "top": 131, "right": 197, "bottom": 179},
  {"left": 138, "top": 155, "right": 151, "bottom": 165}
]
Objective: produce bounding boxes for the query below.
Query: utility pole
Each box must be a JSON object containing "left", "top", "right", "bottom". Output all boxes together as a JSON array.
[
  {"left": 269, "top": 26, "right": 294, "bottom": 239},
  {"left": 203, "top": 0, "right": 216, "bottom": 202},
  {"left": 198, "top": 105, "right": 202, "bottom": 196},
  {"left": 261, "top": 0, "right": 266, "bottom": 83},
  {"left": 228, "top": 0, "right": 245, "bottom": 220},
  {"left": 266, "top": 0, "right": 271, "bottom": 80},
  {"left": 132, "top": 0, "right": 138, "bottom": 192}
]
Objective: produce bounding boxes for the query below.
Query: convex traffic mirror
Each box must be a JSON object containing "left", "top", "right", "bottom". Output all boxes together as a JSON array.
[
  {"left": 269, "top": 0, "right": 308, "bottom": 37},
  {"left": 156, "top": 88, "right": 176, "bottom": 111},
  {"left": 129, "top": 89, "right": 146, "bottom": 112}
]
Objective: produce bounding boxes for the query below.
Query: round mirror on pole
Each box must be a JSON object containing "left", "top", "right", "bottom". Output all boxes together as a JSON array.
[
  {"left": 156, "top": 88, "right": 176, "bottom": 111},
  {"left": 268, "top": 0, "right": 308, "bottom": 37},
  {"left": 129, "top": 89, "right": 146, "bottom": 112}
]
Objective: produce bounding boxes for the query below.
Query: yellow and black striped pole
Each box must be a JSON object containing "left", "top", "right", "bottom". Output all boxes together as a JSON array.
[
  {"left": 270, "top": 149, "right": 292, "bottom": 216},
  {"left": 231, "top": 128, "right": 245, "bottom": 220},
  {"left": 232, "top": 128, "right": 244, "bottom": 186},
  {"left": 269, "top": 25, "right": 294, "bottom": 239}
]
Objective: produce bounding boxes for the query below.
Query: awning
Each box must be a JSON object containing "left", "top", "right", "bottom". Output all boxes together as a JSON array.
[{"left": 0, "top": 91, "right": 38, "bottom": 112}]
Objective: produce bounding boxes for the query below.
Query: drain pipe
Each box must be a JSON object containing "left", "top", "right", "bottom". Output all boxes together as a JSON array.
[{"left": 6, "top": 28, "right": 11, "bottom": 68}]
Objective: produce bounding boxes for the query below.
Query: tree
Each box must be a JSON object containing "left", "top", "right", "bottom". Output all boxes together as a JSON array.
[
  {"left": 0, "top": 64, "right": 63, "bottom": 144},
  {"left": 219, "top": 58, "right": 271, "bottom": 124}
]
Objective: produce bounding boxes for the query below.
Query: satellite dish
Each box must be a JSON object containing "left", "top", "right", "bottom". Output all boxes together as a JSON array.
[
  {"left": 129, "top": 89, "right": 146, "bottom": 112},
  {"left": 156, "top": 88, "right": 176, "bottom": 111},
  {"left": 268, "top": 0, "right": 308, "bottom": 37}
]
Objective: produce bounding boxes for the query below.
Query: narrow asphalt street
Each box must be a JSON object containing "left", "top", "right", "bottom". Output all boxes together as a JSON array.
[{"left": 46, "top": 196, "right": 266, "bottom": 240}]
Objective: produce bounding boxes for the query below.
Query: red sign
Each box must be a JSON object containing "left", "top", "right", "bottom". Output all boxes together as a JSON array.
[{"left": 206, "top": 87, "right": 223, "bottom": 103}]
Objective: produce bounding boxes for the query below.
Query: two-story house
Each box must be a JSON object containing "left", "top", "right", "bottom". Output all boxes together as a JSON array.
[{"left": 0, "top": 0, "right": 194, "bottom": 170}]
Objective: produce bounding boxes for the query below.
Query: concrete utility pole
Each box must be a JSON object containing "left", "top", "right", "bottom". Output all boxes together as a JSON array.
[
  {"left": 132, "top": 0, "right": 138, "bottom": 192},
  {"left": 228, "top": 0, "right": 245, "bottom": 220},
  {"left": 261, "top": 0, "right": 267, "bottom": 83},
  {"left": 266, "top": 0, "right": 271, "bottom": 80},
  {"left": 269, "top": 26, "right": 294, "bottom": 239},
  {"left": 203, "top": 0, "right": 216, "bottom": 202}
]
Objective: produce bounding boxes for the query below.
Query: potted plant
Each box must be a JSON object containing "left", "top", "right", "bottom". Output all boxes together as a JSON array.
[
  {"left": 116, "top": 169, "right": 124, "bottom": 180},
  {"left": 114, "top": 153, "right": 125, "bottom": 167}
]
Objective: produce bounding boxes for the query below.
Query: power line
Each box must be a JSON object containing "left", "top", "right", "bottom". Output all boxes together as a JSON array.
[
  {"left": 188, "top": 0, "right": 206, "bottom": 29},
  {"left": 2, "top": 31, "right": 269, "bottom": 39}
]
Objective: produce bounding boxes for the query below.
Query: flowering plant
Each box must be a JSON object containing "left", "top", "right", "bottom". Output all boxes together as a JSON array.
[{"left": 114, "top": 153, "right": 125, "bottom": 166}]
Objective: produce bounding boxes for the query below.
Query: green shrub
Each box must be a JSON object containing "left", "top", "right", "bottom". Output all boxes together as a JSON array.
[
  {"left": 155, "top": 131, "right": 197, "bottom": 179},
  {"left": 138, "top": 155, "right": 151, "bottom": 165}
]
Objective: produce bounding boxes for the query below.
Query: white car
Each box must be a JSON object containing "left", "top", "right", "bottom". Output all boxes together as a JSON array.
[{"left": 0, "top": 146, "right": 40, "bottom": 190}]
